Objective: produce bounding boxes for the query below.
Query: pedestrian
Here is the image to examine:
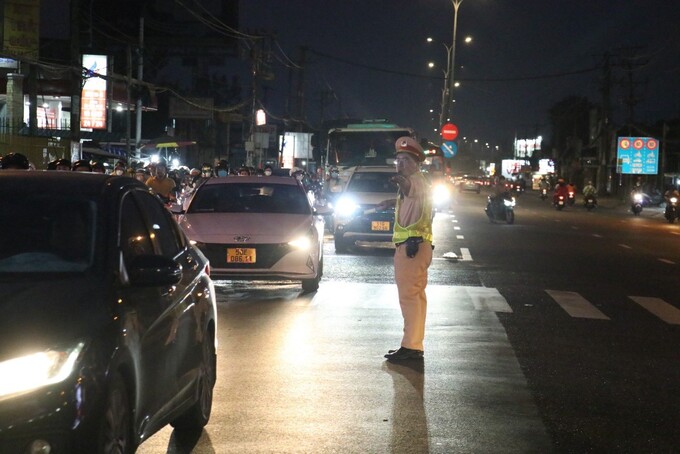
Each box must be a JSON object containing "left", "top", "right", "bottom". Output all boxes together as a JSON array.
[{"left": 376, "top": 136, "right": 433, "bottom": 361}]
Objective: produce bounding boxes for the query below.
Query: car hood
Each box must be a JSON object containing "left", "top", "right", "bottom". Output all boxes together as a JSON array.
[
  {"left": 341, "top": 192, "right": 391, "bottom": 206},
  {"left": 0, "top": 275, "right": 108, "bottom": 358},
  {"left": 180, "top": 213, "right": 315, "bottom": 244}
]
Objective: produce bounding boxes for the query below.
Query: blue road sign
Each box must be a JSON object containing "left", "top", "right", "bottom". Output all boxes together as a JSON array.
[
  {"left": 616, "top": 137, "right": 659, "bottom": 175},
  {"left": 441, "top": 141, "right": 457, "bottom": 158}
]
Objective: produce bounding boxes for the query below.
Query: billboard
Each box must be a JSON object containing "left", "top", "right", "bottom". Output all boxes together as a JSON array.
[
  {"left": 501, "top": 159, "right": 530, "bottom": 179},
  {"left": 616, "top": 137, "right": 658, "bottom": 175},
  {"left": 2, "top": 0, "right": 40, "bottom": 58},
  {"left": 80, "top": 54, "right": 108, "bottom": 130},
  {"left": 514, "top": 136, "right": 542, "bottom": 158}
]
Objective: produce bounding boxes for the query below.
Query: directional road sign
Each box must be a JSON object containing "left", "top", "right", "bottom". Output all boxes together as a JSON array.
[{"left": 441, "top": 141, "right": 457, "bottom": 158}]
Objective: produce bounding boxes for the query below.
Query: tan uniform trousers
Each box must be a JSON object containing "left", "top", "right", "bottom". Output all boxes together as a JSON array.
[{"left": 394, "top": 240, "right": 433, "bottom": 351}]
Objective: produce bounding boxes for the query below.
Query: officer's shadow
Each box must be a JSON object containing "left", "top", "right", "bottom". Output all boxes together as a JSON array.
[{"left": 382, "top": 359, "right": 428, "bottom": 452}]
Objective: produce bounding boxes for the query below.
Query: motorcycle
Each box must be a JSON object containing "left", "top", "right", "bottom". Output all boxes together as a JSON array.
[
  {"left": 631, "top": 192, "right": 644, "bottom": 215},
  {"left": 554, "top": 194, "right": 566, "bottom": 211},
  {"left": 540, "top": 188, "right": 548, "bottom": 201},
  {"left": 485, "top": 192, "right": 515, "bottom": 224},
  {"left": 584, "top": 194, "right": 597, "bottom": 211},
  {"left": 567, "top": 190, "right": 576, "bottom": 206},
  {"left": 664, "top": 196, "right": 678, "bottom": 223}
]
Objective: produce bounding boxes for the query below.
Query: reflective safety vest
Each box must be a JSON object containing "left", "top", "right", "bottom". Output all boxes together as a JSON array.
[{"left": 393, "top": 173, "right": 433, "bottom": 244}]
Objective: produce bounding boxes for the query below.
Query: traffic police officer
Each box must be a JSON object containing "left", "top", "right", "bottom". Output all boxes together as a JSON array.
[{"left": 377, "top": 136, "right": 433, "bottom": 361}]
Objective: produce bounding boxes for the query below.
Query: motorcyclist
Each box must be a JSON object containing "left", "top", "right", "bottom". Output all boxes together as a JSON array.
[
  {"left": 582, "top": 180, "right": 596, "bottom": 198},
  {"left": 0, "top": 152, "right": 30, "bottom": 170},
  {"left": 214, "top": 162, "right": 229, "bottom": 177},
  {"left": 553, "top": 178, "right": 569, "bottom": 204},
  {"left": 664, "top": 186, "right": 680, "bottom": 203},
  {"left": 145, "top": 158, "right": 177, "bottom": 203},
  {"left": 489, "top": 176, "right": 509, "bottom": 210},
  {"left": 72, "top": 159, "right": 92, "bottom": 172},
  {"left": 113, "top": 160, "right": 127, "bottom": 176}
]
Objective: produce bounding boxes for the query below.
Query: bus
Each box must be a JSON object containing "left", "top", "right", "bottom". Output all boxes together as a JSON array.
[{"left": 324, "top": 120, "right": 417, "bottom": 194}]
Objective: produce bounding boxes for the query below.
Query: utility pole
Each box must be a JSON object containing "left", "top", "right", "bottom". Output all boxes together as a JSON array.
[
  {"left": 70, "top": 0, "right": 81, "bottom": 158},
  {"left": 597, "top": 52, "right": 612, "bottom": 194},
  {"left": 134, "top": 16, "right": 144, "bottom": 158}
]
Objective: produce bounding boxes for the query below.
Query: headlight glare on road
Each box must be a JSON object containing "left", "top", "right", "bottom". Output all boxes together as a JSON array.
[{"left": 0, "top": 342, "right": 85, "bottom": 398}]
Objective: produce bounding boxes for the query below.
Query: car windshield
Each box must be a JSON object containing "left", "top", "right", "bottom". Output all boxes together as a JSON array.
[
  {"left": 188, "top": 183, "right": 312, "bottom": 215},
  {"left": 0, "top": 195, "right": 96, "bottom": 273},
  {"left": 346, "top": 172, "right": 397, "bottom": 193}
]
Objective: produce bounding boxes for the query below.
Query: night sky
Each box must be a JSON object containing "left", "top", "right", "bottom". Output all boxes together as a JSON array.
[{"left": 241, "top": 0, "right": 680, "bottom": 148}]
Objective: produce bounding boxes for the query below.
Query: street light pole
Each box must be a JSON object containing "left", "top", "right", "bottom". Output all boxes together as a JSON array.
[{"left": 439, "top": 0, "right": 463, "bottom": 131}]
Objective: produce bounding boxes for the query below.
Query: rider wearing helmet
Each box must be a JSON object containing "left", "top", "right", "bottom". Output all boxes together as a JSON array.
[
  {"left": 1, "top": 152, "right": 30, "bottom": 170},
  {"left": 145, "top": 158, "right": 176, "bottom": 203},
  {"left": 72, "top": 159, "right": 93, "bottom": 172}
]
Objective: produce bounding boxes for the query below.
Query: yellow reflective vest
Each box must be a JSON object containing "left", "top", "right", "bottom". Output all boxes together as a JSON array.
[{"left": 392, "top": 173, "right": 433, "bottom": 244}]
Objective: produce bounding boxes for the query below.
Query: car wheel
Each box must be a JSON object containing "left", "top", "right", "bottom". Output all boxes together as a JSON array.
[
  {"left": 334, "top": 234, "right": 350, "bottom": 254},
  {"left": 98, "top": 372, "right": 134, "bottom": 454},
  {"left": 172, "top": 329, "right": 216, "bottom": 430}
]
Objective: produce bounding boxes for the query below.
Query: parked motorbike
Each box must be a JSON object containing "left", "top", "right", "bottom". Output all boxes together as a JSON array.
[
  {"left": 631, "top": 192, "right": 644, "bottom": 215},
  {"left": 554, "top": 194, "right": 566, "bottom": 211},
  {"left": 485, "top": 193, "right": 515, "bottom": 224},
  {"left": 584, "top": 194, "right": 597, "bottom": 211},
  {"left": 664, "top": 196, "right": 678, "bottom": 223}
]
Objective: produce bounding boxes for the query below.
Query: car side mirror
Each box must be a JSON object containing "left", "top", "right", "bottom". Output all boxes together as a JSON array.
[
  {"left": 128, "top": 254, "right": 182, "bottom": 287},
  {"left": 314, "top": 205, "right": 333, "bottom": 216}
]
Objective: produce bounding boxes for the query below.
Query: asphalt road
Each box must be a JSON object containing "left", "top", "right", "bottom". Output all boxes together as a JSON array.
[{"left": 138, "top": 188, "right": 680, "bottom": 453}]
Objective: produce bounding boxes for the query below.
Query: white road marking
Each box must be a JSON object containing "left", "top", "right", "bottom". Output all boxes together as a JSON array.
[
  {"left": 460, "top": 248, "right": 473, "bottom": 261},
  {"left": 545, "top": 290, "right": 610, "bottom": 320},
  {"left": 465, "top": 287, "right": 513, "bottom": 313},
  {"left": 571, "top": 226, "right": 579, "bottom": 230},
  {"left": 629, "top": 296, "right": 680, "bottom": 325},
  {"left": 454, "top": 226, "right": 461, "bottom": 230},
  {"left": 658, "top": 258, "right": 676, "bottom": 265},
  {"left": 456, "top": 235, "right": 464, "bottom": 239},
  {"left": 592, "top": 234, "right": 603, "bottom": 238},
  {"left": 619, "top": 244, "right": 632, "bottom": 249},
  {"left": 452, "top": 219, "right": 458, "bottom": 223}
]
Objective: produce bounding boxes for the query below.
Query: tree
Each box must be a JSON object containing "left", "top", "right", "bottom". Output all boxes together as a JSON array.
[{"left": 548, "top": 96, "right": 593, "bottom": 182}]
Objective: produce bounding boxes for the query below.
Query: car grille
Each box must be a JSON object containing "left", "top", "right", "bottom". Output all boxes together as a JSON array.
[{"left": 198, "top": 243, "right": 293, "bottom": 269}]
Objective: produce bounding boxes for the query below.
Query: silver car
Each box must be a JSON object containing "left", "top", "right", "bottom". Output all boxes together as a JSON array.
[{"left": 177, "top": 176, "right": 327, "bottom": 293}]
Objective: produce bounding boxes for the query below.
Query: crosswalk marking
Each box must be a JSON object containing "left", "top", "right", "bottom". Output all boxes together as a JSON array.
[
  {"left": 460, "top": 248, "right": 473, "bottom": 261},
  {"left": 465, "top": 287, "right": 513, "bottom": 313},
  {"left": 629, "top": 296, "right": 680, "bottom": 325},
  {"left": 545, "top": 289, "right": 610, "bottom": 320}
]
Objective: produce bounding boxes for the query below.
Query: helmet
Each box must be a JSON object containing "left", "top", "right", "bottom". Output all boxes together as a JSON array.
[
  {"left": 72, "top": 159, "right": 92, "bottom": 172},
  {"left": 190, "top": 168, "right": 201, "bottom": 177},
  {"left": 155, "top": 158, "right": 168, "bottom": 169},
  {"left": 55, "top": 158, "right": 71, "bottom": 170},
  {"left": 1, "top": 152, "right": 30, "bottom": 170},
  {"left": 91, "top": 161, "right": 106, "bottom": 173}
]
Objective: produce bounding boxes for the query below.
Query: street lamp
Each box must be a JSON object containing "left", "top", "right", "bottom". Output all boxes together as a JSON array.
[{"left": 439, "top": 0, "right": 464, "bottom": 130}]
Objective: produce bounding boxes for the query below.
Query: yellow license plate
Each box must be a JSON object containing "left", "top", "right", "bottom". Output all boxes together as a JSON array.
[
  {"left": 227, "top": 248, "right": 256, "bottom": 263},
  {"left": 371, "top": 221, "right": 390, "bottom": 231}
]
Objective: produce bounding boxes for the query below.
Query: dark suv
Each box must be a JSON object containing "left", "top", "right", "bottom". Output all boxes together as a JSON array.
[{"left": 332, "top": 166, "right": 398, "bottom": 253}]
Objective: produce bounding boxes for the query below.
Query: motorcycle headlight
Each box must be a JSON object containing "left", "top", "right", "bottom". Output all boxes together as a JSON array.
[
  {"left": 0, "top": 342, "right": 85, "bottom": 398},
  {"left": 335, "top": 197, "right": 360, "bottom": 218},
  {"left": 670, "top": 197, "right": 678, "bottom": 204},
  {"left": 432, "top": 184, "right": 450, "bottom": 204},
  {"left": 633, "top": 193, "right": 643, "bottom": 202},
  {"left": 504, "top": 197, "right": 516, "bottom": 207}
]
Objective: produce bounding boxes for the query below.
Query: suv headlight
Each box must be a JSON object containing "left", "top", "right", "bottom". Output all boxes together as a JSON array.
[
  {"left": 0, "top": 342, "right": 85, "bottom": 398},
  {"left": 335, "top": 197, "right": 360, "bottom": 218}
]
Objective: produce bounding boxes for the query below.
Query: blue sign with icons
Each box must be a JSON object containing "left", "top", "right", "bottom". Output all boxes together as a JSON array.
[
  {"left": 441, "top": 141, "right": 457, "bottom": 158},
  {"left": 616, "top": 137, "right": 659, "bottom": 175}
]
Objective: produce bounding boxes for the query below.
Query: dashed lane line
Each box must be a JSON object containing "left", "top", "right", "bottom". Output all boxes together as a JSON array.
[
  {"left": 545, "top": 289, "right": 610, "bottom": 320},
  {"left": 658, "top": 258, "right": 676, "bottom": 265},
  {"left": 619, "top": 244, "right": 632, "bottom": 249},
  {"left": 629, "top": 296, "right": 680, "bottom": 325}
]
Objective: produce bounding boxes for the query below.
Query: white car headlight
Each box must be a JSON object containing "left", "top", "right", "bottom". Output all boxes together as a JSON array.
[
  {"left": 335, "top": 197, "right": 360, "bottom": 218},
  {"left": 432, "top": 184, "right": 450, "bottom": 204},
  {"left": 288, "top": 235, "right": 312, "bottom": 251},
  {"left": 0, "top": 342, "right": 85, "bottom": 398}
]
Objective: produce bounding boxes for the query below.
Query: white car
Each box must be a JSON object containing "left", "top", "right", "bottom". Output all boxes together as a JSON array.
[{"left": 177, "top": 176, "right": 328, "bottom": 292}]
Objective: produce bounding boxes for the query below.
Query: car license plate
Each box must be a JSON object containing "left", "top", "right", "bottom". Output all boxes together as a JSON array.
[
  {"left": 371, "top": 221, "right": 390, "bottom": 231},
  {"left": 227, "top": 248, "right": 256, "bottom": 263}
]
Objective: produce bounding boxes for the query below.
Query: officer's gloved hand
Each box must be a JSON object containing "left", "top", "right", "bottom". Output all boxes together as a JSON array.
[{"left": 405, "top": 237, "right": 423, "bottom": 258}]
